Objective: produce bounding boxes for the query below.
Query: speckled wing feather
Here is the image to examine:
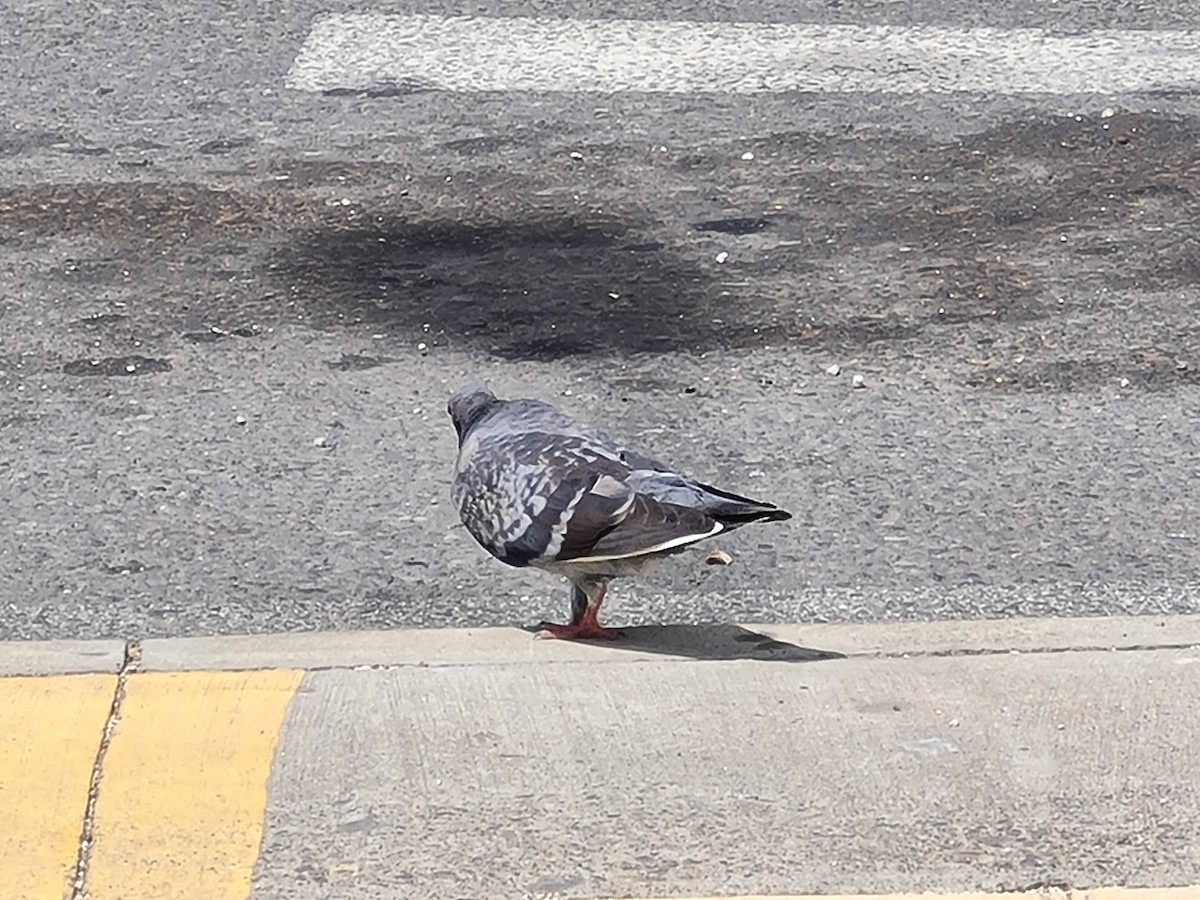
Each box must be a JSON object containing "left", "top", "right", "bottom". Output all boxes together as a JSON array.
[
  {"left": 451, "top": 394, "right": 789, "bottom": 570},
  {"left": 452, "top": 425, "right": 718, "bottom": 567}
]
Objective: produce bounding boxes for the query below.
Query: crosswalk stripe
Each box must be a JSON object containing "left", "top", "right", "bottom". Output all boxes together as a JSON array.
[{"left": 287, "top": 13, "right": 1200, "bottom": 95}]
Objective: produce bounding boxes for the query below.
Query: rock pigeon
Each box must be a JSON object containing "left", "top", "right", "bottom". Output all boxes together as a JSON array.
[{"left": 447, "top": 384, "right": 791, "bottom": 639}]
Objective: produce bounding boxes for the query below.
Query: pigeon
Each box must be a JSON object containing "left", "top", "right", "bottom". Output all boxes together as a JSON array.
[{"left": 447, "top": 383, "right": 791, "bottom": 640}]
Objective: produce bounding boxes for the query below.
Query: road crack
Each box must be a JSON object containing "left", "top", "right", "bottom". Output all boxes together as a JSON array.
[{"left": 69, "top": 640, "right": 141, "bottom": 900}]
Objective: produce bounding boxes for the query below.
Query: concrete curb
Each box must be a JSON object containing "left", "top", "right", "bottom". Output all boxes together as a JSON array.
[
  {"left": 0, "top": 638, "right": 127, "bottom": 677},
  {"left": 3, "top": 615, "right": 1198, "bottom": 676},
  {"left": 6, "top": 619, "right": 1200, "bottom": 898}
]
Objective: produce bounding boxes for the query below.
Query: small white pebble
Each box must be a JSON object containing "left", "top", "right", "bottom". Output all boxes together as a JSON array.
[
  {"left": 417, "top": 342, "right": 427, "bottom": 351},
  {"left": 740, "top": 151, "right": 755, "bottom": 161},
  {"left": 1101, "top": 106, "right": 1115, "bottom": 118},
  {"left": 825, "top": 363, "right": 841, "bottom": 376},
  {"left": 569, "top": 151, "right": 583, "bottom": 160},
  {"left": 715, "top": 251, "right": 729, "bottom": 264},
  {"left": 235, "top": 414, "right": 247, "bottom": 425},
  {"left": 851, "top": 373, "right": 866, "bottom": 389}
]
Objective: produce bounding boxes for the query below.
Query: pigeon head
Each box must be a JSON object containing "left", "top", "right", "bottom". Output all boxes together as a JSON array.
[{"left": 447, "top": 383, "right": 499, "bottom": 443}]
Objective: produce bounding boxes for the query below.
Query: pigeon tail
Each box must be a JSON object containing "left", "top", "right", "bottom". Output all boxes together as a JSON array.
[
  {"left": 685, "top": 480, "right": 792, "bottom": 527},
  {"left": 712, "top": 504, "right": 793, "bottom": 526}
]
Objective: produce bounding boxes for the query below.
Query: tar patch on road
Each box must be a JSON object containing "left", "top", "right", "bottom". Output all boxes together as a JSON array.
[
  {"left": 61, "top": 355, "right": 172, "bottom": 377},
  {"left": 678, "top": 109, "right": 1200, "bottom": 389},
  {"left": 1, "top": 110, "right": 1198, "bottom": 387},
  {"left": 968, "top": 354, "right": 1200, "bottom": 392},
  {"left": 272, "top": 213, "right": 754, "bottom": 360}
]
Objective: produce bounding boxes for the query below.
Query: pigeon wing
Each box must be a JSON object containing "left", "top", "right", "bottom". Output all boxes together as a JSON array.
[
  {"left": 554, "top": 474, "right": 723, "bottom": 564},
  {"left": 453, "top": 405, "right": 783, "bottom": 569},
  {"left": 625, "top": 470, "right": 792, "bottom": 525},
  {"left": 466, "top": 434, "right": 632, "bottom": 566}
]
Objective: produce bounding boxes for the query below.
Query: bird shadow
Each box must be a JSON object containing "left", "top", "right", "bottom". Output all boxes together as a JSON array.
[{"left": 521, "top": 622, "right": 845, "bottom": 663}]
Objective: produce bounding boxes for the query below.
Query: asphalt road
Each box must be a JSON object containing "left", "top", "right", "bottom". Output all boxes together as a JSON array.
[{"left": 2, "top": 0, "right": 1199, "bottom": 640}]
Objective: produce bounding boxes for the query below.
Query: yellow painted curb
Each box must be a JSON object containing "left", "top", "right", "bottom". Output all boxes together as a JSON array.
[
  {"left": 0, "top": 674, "right": 117, "bottom": 900},
  {"left": 85, "top": 669, "right": 304, "bottom": 900}
]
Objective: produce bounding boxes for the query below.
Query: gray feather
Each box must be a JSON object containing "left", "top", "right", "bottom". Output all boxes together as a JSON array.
[{"left": 447, "top": 384, "right": 791, "bottom": 575}]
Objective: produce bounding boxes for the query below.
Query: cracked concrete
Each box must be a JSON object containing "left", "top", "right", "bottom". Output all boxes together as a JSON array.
[
  {"left": 68, "top": 641, "right": 139, "bottom": 900},
  {"left": 4, "top": 617, "right": 1200, "bottom": 898}
]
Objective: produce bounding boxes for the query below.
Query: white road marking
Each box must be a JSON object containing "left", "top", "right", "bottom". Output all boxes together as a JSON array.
[{"left": 286, "top": 13, "right": 1200, "bottom": 95}]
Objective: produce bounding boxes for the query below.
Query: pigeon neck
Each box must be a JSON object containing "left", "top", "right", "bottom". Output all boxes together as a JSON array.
[{"left": 456, "top": 400, "right": 499, "bottom": 443}]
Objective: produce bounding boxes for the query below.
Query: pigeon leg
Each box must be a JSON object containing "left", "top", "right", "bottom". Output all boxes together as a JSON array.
[{"left": 536, "top": 579, "right": 619, "bottom": 640}]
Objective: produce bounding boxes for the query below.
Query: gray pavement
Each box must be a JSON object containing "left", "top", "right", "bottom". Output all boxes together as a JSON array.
[
  {"left": 257, "top": 641, "right": 1199, "bottom": 899},
  {"left": 2, "top": 0, "right": 1200, "bottom": 642}
]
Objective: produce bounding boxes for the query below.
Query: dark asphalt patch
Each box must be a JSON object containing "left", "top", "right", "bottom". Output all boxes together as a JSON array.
[
  {"left": 198, "top": 137, "right": 256, "bottom": 155},
  {"left": 182, "top": 327, "right": 258, "bottom": 344},
  {"left": 694, "top": 216, "right": 773, "bottom": 235},
  {"left": 78, "top": 312, "right": 130, "bottom": 327},
  {"left": 271, "top": 213, "right": 751, "bottom": 361},
  {"left": 691, "top": 110, "right": 1200, "bottom": 365},
  {"left": 0, "top": 127, "right": 74, "bottom": 157},
  {"left": 327, "top": 353, "right": 397, "bottom": 371},
  {"left": 970, "top": 355, "right": 1200, "bottom": 393},
  {"left": 1, "top": 110, "right": 1197, "bottom": 382},
  {"left": 441, "top": 134, "right": 524, "bottom": 155},
  {"left": 62, "top": 355, "right": 172, "bottom": 377},
  {"left": 0, "top": 181, "right": 301, "bottom": 240}
]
